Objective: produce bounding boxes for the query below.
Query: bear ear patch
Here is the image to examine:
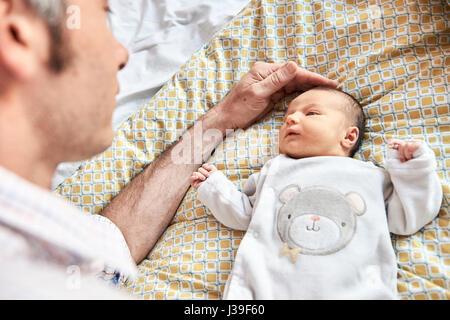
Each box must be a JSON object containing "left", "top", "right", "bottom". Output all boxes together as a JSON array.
[
  {"left": 345, "top": 192, "right": 366, "bottom": 216},
  {"left": 279, "top": 184, "right": 301, "bottom": 203}
]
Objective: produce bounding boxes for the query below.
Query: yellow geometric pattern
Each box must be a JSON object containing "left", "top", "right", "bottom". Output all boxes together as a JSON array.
[{"left": 55, "top": 0, "right": 450, "bottom": 300}]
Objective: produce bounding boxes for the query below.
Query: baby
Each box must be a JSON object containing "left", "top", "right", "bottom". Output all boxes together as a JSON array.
[{"left": 190, "top": 86, "right": 442, "bottom": 300}]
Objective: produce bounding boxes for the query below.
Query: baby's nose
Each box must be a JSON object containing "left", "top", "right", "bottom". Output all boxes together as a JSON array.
[
  {"left": 311, "top": 216, "right": 320, "bottom": 222},
  {"left": 286, "top": 113, "right": 300, "bottom": 125}
]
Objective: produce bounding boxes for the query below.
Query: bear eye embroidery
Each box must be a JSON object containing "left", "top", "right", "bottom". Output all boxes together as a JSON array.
[
  {"left": 288, "top": 214, "right": 292, "bottom": 219},
  {"left": 341, "top": 222, "right": 346, "bottom": 227}
]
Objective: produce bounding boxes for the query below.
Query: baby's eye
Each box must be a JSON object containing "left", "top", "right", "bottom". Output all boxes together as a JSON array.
[{"left": 306, "top": 111, "right": 318, "bottom": 116}]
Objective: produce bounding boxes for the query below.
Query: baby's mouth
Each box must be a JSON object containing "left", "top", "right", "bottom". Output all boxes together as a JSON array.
[{"left": 285, "top": 129, "right": 300, "bottom": 137}]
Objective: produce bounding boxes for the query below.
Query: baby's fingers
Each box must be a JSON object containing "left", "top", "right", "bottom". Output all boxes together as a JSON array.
[
  {"left": 198, "top": 167, "right": 211, "bottom": 178},
  {"left": 389, "top": 139, "right": 422, "bottom": 162},
  {"left": 402, "top": 141, "right": 422, "bottom": 161},
  {"left": 202, "top": 163, "right": 217, "bottom": 172},
  {"left": 388, "top": 139, "right": 405, "bottom": 150},
  {"left": 190, "top": 172, "right": 206, "bottom": 184},
  {"left": 190, "top": 172, "right": 206, "bottom": 190},
  {"left": 189, "top": 174, "right": 197, "bottom": 186},
  {"left": 194, "top": 171, "right": 207, "bottom": 181}
]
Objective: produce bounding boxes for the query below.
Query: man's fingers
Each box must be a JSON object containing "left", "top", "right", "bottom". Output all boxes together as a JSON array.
[
  {"left": 253, "top": 102, "right": 275, "bottom": 123},
  {"left": 270, "top": 89, "right": 286, "bottom": 103},
  {"left": 252, "top": 61, "right": 285, "bottom": 79},
  {"left": 258, "top": 63, "right": 338, "bottom": 96},
  {"left": 256, "top": 61, "right": 298, "bottom": 97},
  {"left": 294, "top": 68, "right": 339, "bottom": 91},
  {"left": 284, "top": 80, "right": 300, "bottom": 94}
]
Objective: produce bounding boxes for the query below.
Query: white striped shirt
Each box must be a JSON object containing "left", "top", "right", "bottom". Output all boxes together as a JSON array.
[{"left": 0, "top": 166, "right": 137, "bottom": 299}]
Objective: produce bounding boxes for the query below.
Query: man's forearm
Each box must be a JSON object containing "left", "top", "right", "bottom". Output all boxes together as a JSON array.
[{"left": 101, "top": 106, "right": 228, "bottom": 264}]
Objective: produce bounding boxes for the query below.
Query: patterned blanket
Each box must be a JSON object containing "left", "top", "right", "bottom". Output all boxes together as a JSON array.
[{"left": 56, "top": 0, "right": 449, "bottom": 300}]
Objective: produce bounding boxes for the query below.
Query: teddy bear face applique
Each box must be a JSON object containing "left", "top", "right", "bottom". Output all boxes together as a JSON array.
[{"left": 277, "top": 185, "right": 366, "bottom": 263}]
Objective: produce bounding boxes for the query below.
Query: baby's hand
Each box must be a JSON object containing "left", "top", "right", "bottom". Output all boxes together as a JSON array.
[
  {"left": 388, "top": 139, "right": 422, "bottom": 162},
  {"left": 190, "top": 164, "right": 218, "bottom": 190}
]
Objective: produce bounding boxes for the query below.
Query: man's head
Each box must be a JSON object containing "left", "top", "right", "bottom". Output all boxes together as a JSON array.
[
  {"left": 0, "top": 0, "right": 129, "bottom": 186},
  {"left": 278, "top": 87, "right": 365, "bottom": 159}
]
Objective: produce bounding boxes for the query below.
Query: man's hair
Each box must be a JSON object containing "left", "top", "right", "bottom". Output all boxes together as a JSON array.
[
  {"left": 24, "top": 0, "right": 68, "bottom": 72},
  {"left": 311, "top": 86, "right": 366, "bottom": 157},
  {"left": 25, "top": 0, "right": 66, "bottom": 26}
]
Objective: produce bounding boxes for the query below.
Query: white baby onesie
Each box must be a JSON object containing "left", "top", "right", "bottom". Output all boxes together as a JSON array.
[{"left": 197, "top": 144, "right": 442, "bottom": 300}]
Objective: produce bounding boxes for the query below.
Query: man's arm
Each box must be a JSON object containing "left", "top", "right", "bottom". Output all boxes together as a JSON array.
[
  {"left": 101, "top": 106, "right": 228, "bottom": 264},
  {"left": 101, "top": 61, "right": 338, "bottom": 264}
]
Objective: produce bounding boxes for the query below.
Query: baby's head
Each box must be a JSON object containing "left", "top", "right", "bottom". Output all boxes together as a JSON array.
[{"left": 279, "top": 86, "right": 365, "bottom": 159}]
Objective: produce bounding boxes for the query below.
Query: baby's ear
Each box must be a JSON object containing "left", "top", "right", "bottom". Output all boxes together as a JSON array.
[{"left": 341, "top": 126, "right": 359, "bottom": 151}]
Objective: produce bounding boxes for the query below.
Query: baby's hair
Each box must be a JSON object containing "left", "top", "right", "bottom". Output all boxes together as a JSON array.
[{"left": 308, "top": 86, "right": 366, "bottom": 157}]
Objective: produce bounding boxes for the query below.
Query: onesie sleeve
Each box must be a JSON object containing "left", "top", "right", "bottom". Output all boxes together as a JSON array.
[
  {"left": 197, "top": 171, "right": 260, "bottom": 231},
  {"left": 384, "top": 142, "right": 443, "bottom": 235}
]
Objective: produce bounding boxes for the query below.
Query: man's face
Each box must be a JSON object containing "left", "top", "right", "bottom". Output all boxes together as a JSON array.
[
  {"left": 35, "top": 0, "right": 128, "bottom": 161},
  {"left": 278, "top": 89, "right": 350, "bottom": 159}
]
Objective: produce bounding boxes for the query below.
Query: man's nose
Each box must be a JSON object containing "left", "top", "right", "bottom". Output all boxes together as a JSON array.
[{"left": 116, "top": 41, "right": 129, "bottom": 71}]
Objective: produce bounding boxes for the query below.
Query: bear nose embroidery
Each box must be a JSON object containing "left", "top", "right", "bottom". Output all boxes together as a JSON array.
[{"left": 306, "top": 216, "right": 321, "bottom": 232}]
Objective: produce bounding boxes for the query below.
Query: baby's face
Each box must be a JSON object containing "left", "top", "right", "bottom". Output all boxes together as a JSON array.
[{"left": 278, "top": 89, "right": 350, "bottom": 159}]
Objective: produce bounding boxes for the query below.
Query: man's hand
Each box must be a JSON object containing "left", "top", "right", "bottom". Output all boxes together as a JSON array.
[
  {"left": 215, "top": 61, "right": 338, "bottom": 130},
  {"left": 388, "top": 139, "right": 423, "bottom": 162}
]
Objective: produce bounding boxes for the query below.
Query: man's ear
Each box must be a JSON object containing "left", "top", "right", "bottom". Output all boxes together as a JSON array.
[
  {"left": 0, "top": 0, "right": 51, "bottom": 81},
  {"left": 341, "top": 126, "right": 359, "bottom": 152}
]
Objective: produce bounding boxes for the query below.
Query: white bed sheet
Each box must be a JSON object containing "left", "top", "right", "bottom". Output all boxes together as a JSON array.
[{"left": 52, "top": 0, "right": 249, "bottom": 189}]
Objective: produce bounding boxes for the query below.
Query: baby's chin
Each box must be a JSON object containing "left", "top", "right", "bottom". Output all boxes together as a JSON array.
[
  {"left": 278, "top": 148, "right": 308, "bottom": 159},
  {"left": 279, "top": 147, "right": 348, "bottom": 159},
  {"left": 278, "top": 140, "right": 312, "bottom": 159}
]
